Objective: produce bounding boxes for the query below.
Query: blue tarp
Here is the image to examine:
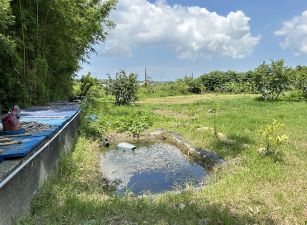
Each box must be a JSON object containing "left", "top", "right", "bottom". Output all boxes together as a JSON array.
[{"left": 0, "top": 102, "right": 80, "bottom": 162}]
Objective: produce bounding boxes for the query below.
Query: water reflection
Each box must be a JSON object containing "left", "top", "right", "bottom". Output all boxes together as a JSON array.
[{"left": 100, "top": 142, "right": 208, "bottom": 196}]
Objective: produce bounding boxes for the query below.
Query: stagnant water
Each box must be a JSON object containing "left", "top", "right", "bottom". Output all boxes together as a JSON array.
[{"left": 100, "top": 142, "right": 209, "bottom": 196}]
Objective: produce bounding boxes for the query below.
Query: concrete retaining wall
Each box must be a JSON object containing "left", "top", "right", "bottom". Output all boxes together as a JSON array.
[{"left": 0, "top": 112, "right": 79, "bottom": 225}]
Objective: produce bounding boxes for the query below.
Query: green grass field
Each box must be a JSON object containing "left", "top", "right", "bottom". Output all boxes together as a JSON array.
[{"left": 18, "top": 94, "right": 307, "bottom": 225}]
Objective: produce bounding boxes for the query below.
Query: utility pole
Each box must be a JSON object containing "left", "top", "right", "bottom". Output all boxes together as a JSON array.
[{"left": 145, "top": 67, "right": 148, "bottom": 87}]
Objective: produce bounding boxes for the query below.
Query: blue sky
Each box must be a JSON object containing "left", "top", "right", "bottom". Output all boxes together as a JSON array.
[{"left": 79, "top": 0, "right": 307, "bottom": 81}]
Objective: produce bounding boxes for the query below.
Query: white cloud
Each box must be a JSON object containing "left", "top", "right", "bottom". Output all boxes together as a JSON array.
[
  {"left": 103, "top": 0, "right": 260, "bottom": 60},
  {"left": 275, "top": 11, "right": 307, "bottom": 55}
]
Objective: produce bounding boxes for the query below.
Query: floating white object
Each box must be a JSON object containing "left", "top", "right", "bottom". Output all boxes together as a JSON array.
[{"left": 117, "top": 142, "right": 136, "bottom": 150}]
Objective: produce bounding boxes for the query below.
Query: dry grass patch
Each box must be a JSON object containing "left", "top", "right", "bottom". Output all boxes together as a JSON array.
[
  {"left": 152, "top": 109, "right": 190, "bottom": 119},
  {"left": 139, "top": 93, "right": 256, "bottom": 105}
]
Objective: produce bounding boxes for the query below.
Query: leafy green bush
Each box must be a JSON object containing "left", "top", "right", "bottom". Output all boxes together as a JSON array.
[
  {"left": 284, "top": 90, "right": 305, "bottom": 101},
  {"left": 252, "top": 60, "right": 291, "bottom": 101},
  {"left": 105, "top": 70, "right": 139, "bottom": 105}
]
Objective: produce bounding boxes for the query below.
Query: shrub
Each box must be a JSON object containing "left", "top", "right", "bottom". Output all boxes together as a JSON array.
[
  {"left": 252, "top": 60, "right": 291, "bottom": 101},
  {"left": 105, "top": 70, "right": 139, "bottom": 105},
  {"left": 284, "top": 90, "right": 305, "bottom": 101},
  {"left": 258, "top": 120, "right": 288, "bottom": 157}
]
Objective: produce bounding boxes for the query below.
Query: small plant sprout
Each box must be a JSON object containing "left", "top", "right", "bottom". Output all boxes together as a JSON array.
[
  {"left": 208, "top": 101, "right": 220, "bottom": 138},
  {"left": 258, "top": 120, "right": 288, "bottom": 157}
]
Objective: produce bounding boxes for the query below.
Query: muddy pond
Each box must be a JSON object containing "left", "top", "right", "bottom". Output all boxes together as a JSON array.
[{"left": 100, "top": 141, "right": 210, "bottom": 196}]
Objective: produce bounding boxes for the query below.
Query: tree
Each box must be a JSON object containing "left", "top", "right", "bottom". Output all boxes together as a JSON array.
[
  {"left": 199, "top": 70, "right": 252, "bottom": 93},
  {"left": 105, "top": 70, "right": 139, "bottom": 105},
  {"left": 0, "top": 0, "right": 117, "bottom": 109},
  {"left": 199, "top": 71, "right": 224, "bottom": 92},
  {"left": 252, "top": 60, "right": 291, "bottom": 101},
  {"left": 0, "top": 0, "right": 26, "bottom": 112},
  {"left": 294, "top": 66, "right": 307, "bottom": 99},
  {"left": 79, "top": 73, "right": 105, "bottom": 98},
  {"left": 80, "top": 73, "right": 96, "bottom": 96},
  {"left": 182, "top": 76, "right": 203, "bottom": 94}
]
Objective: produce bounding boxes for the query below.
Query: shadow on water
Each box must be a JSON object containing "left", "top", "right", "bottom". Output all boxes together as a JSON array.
[{"left": 118, "top": 170, "right": 175, "bottom": 195}]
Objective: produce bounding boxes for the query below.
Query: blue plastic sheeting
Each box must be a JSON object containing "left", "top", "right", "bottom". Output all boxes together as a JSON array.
[
  {"left": 0, "top": 129, "right": 26, "bottom": 136},
  {"left": 0, "top": 102, "right": 79, "bottom": 162},
  {"left": 21, "top": 117, "right": 68, "bottom": 127}
]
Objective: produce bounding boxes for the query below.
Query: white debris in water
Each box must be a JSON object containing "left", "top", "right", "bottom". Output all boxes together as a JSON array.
[
  {"left": 100, "top": 142, "right": 206, "bottom": 191},
  {"left": 117, "top": 142, "right": 136, "bottom": 150}
]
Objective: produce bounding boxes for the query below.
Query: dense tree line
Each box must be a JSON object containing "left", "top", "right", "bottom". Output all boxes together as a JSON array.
[
  {"left": 199, "top": 70, "right": 254, "bottom": 93},
  {"left": 80, "top": 59, "right": 307, "bottom": 102},
  {"left": 0, "top": 0, "right": 117, "bottom": 111},
  {"left": 177, "top": 60, "right": 306, "bottom": 101}
]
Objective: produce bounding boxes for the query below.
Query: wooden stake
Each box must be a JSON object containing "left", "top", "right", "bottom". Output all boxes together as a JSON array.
[
  {"left": 0, "top": 133, "right": 31, "bottom": 138},
  {"left": 23, "top": 116, "right": 65, "bottom": 118},
  {"left": 0, "top": 138, "right": 13, "bottom": 143},
  {"left": 0, "top": 141, "right": 22, "bottom": 147}
]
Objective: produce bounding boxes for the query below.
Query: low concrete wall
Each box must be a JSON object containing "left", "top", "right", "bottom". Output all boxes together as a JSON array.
[{"left": 0, "top": 112, "right": 79, "bottom": 225}]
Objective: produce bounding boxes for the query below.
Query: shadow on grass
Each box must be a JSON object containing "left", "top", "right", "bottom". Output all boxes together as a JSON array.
[
  {"left": 227, "top": 134, "right": 254, "bottom": 144},
  {"left": 18, "top": 189, "right": 276, "bottom": 225},
  {"left": 211, "top": 134, "right": 255, "bottom": 158},
  {"left": 252, "top": 95, "right": 306, "bottom": 103},
  {"left": 252, "top": 96, "right": 286, "bottom": 102}
]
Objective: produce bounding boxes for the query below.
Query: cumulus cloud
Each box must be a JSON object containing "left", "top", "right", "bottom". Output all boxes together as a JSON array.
[
  {"left": 275, "top": 11, "right": 307, "bottom": 55},
  {"left": 103, "top": 0, "right": 260, "bottom": 59}
]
